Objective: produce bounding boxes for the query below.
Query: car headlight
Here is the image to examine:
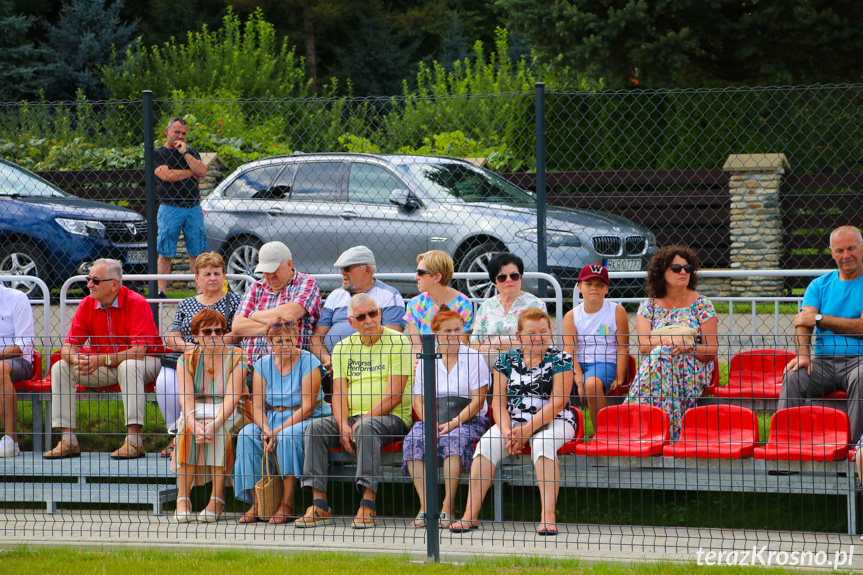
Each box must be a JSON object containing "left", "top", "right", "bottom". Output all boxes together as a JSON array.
[
  {"left": 56, "top": 218, "right": 107, "bottom": 238},
  {"left": 515, "top": 228, "right": 582, "bottom": 247}
]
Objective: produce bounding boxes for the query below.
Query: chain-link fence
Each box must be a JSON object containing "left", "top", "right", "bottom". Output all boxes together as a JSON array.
[{"left": 2, "top": 85, "right": 863, "bottom": 559}]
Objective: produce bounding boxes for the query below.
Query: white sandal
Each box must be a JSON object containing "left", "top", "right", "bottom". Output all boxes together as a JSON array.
[
  {"left": 198, "top": 496, "right": 225, "bottom": 523},
  {"left": 175, "top": 497, "right": 194, "bottom": 523},
  {"left": 410, "top": 512, "right": 426, "bottom": 528}
]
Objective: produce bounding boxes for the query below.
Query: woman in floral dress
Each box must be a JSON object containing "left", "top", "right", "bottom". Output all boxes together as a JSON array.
[
  {"left": 470, "top": 253, "right": 546, "bottom": 366},
  {"left": 625, "top": 245, "right": 718, "bottom": 438}
]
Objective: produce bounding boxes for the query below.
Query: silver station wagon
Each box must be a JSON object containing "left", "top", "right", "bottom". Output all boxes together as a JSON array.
[{"left": 202, "top": 153, "right": 656, "bottom": 297}]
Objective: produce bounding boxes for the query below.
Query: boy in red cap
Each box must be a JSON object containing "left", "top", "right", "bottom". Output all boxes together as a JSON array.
[{"left": 562, "top": 264, "right": 630, "bottom": 430}]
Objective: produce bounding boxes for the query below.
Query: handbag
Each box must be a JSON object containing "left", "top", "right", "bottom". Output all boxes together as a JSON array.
[
  {"left": 254, "top": 453, "right": 284, "bottom": 521},
  {"left": 649, "top": 324, "right": 699, "bottom": 345},
  {"left": 435, "top": 395, "right": 472, "bottom": 423},
  {"left": 161, "top": 351, "right": 182, "bottom": 369}
]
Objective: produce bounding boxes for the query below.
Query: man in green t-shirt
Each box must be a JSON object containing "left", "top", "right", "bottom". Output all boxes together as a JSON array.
[{"left": 298, "top": 293, "right": 412, "bottom": 529}]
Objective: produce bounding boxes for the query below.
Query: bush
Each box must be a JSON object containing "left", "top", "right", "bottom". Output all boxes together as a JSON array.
[{"left": 101, "top": 8, "right": 310, "bottom": 100}]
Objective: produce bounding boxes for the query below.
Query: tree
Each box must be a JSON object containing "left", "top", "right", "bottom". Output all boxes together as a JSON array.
[
  {"left": 42, "top": 0, "right": 137, "bottom": 101},
  {"left": 494, "top": 0, "right": 863, "bottom": 88},
  {"left": 0, "top": 0, "right": 52, "bottom": 101}
]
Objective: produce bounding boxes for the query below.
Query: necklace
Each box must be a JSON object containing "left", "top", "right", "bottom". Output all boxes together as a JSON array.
[{"left": 665, "top": 292, "right": 689, "bottom": 309}]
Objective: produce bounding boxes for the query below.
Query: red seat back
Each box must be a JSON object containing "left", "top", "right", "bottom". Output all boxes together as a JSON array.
[
  {"left": 716, "top": 349, "right": 795, "bottom": 398},
  {"left": 754, "top": 406, "right": 850, "bottom": 461},
  {"left": 575, "top": 404, "right": 670, "bottom": 456},
  {"left": 663, "top": 405, "right": 758, "bottom": 459},
  {"left": 12, "top": 349, "right": 43, "bottom": 391}
]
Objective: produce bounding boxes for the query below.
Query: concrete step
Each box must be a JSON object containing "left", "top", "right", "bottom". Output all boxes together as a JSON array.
[{"left": 0, "top": 482, "right": 177, "bottom": 515}]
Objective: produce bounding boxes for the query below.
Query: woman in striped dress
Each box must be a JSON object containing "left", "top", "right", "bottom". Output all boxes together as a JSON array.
[{"left": 172, "top": 308, "right": 247, "bottom": 523}]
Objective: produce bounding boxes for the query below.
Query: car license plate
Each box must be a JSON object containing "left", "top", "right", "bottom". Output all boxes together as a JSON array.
[
  {"left": 126, "top": 249, "right": 148, "bottom": 264},
  {"left": 605, "top": 258, "right": 640, "bottom": 271}
]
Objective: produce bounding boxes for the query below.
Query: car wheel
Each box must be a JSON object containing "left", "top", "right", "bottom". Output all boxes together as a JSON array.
[
  {"left": 457, "top": 241, "right": 504, "bottom": 300},
  {"left": 0, "top": 241, "right": 47, "bottom": 299},
  {"left": 225, "top": 238, "right": 263, "bottom": 295}
]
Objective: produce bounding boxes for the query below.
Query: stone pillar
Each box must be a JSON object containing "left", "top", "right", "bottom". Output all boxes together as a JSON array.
[{"left": 723, "top": 153, "right": 788, "bottom": 296}]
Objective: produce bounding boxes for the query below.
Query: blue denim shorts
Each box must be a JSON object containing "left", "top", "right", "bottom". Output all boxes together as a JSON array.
[
  {"left": 157, "top": 204, "right": 206, "bottom": 258},
  {"left": 580, "top": 361, "right": 617, "bottom": 393}
]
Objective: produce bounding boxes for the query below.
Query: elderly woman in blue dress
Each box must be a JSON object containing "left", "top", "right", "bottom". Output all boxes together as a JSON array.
[
  {"left": 234, "top": 317, "right": 332, "bottom": 524},
  {"left": 402, "top": 305, "right": 489, "bottom": 527}
]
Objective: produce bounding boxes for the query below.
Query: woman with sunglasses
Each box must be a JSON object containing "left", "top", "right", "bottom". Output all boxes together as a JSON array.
[
  {"left": 233, "top": 317, "right": 332, "bottom": 524},
  {"left": 624, "top": 245, "right": 718, "bottom": 438},
  {"left": 450, "top": 308, "right": 574, "bottom": 536},
  {"left": 470, "top": 253, "right": 546, "bottom": 366},
  {"left": 172, "top": 308, "right": 246, "bottom": 523},
  {"left": 403, "top": 305, "right": 490, "bottom": 528},
  {"left": 156, "top": 252, "right": 241, "bottom": 459},
  {"left": 405, "top": 250, "right": 474, "bottom": 361}
]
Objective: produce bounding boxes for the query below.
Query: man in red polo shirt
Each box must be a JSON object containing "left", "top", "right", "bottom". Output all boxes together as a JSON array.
[{"left": 44, "top": 259, "right": 163, "bottom": 460}]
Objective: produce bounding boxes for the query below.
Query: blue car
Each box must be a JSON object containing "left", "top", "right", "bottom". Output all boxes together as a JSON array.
[{"left": 0, "top": 159, "right": 148, "bottom": 297}]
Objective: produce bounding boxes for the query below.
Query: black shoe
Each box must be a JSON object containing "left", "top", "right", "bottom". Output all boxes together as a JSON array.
[{"left": 156, "top": 291, "right": 167, "bottom": 299}]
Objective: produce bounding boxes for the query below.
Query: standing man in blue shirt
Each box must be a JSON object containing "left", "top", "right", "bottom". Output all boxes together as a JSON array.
[
  {"left": 154, "top": 117, "right": 209, "bottom": 297},
  {"left": 780, "top": 225, "right": 863, "bottom": 443}
]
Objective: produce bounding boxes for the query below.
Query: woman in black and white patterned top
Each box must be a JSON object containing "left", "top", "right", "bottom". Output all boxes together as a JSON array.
[
  {"left": 450, "top": 307, "right": 575, "bottom": 536},
  {"left": 155, "top": 253, "right": 241, "bottom": 456}
]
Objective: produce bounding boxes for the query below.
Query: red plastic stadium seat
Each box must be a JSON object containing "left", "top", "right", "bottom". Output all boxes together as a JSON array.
[
  {"left": 606, "top": 354, "right": 637, "bottom": 397},
  {"left": 753, "top": 407, "right": 850, "bottom": 461},
  {"left": 575, "top": 404, "right": 670, "bottom": 456},
  {"left": 663, "top": 405, "right": 759, "bottom": 459},
  {"left": 714, "top": 349, "right": 795, "bottom": 399},
  {"left": 821, "top": 390, "right": 847, "bottom": 400},
  {"left": 12, "top": 350, "right": 43, "bottom": 391},
  {"left": 522, "top": 405, "right": 586, "bottom": 456},
  {"left": 700, "top": 359, "right": 720, "bottom": 397}
]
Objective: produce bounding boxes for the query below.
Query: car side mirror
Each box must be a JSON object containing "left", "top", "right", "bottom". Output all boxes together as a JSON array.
[{"left": 389, "top": 189, "right": 421, "bottom": 211}]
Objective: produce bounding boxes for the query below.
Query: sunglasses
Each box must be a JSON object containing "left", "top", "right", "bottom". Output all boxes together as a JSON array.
[
  {"left": 269, "top": 320, "right": 297, "bottom": 331},
  {"left": 86, "top": 276, "right": 117, "bottom": 285},
  {"left": 351, "top": 309, "right": 380, "bottom": 322},
  {"left": 200, "top": 328, "right": 225, "bottom": 336},
  {"left": 496, "top": 272, "right": 521, "bottom": 283},
  {"left": 670, "top": 264, "right": 695, "bottom": 273},
  {"left": 340, "top": 263, "right": 366, "bottom": 273},
  {"left": 415, "top": 268, "right": 433, "bottom": 276}
]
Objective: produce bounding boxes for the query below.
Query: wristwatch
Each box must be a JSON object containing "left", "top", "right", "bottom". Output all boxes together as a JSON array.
[
  {"left": 105, "top": 355, "right": 113, "bottom": 367},
  {"left": 815, "top": 314, "right": 823, "bottom": 328}
]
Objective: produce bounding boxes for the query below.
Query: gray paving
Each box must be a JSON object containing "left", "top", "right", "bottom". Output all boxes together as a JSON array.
[{"left": 1, "top": 510, "right": 860, "bottom": 568}]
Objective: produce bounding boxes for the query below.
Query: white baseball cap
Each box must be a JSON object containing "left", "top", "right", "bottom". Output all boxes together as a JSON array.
[{"left": 254, "top": 241, "right": 292, "bottom": 273}]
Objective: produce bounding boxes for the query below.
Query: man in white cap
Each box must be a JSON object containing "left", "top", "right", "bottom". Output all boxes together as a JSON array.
[
  {"left": 232, "top": 241, "right": 322, "bottom": 364},
  {"left": 311, "top": 245, "right": 406, "bottom": 371}
]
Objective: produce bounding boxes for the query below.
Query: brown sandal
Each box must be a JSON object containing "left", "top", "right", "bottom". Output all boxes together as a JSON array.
[
  {"left": 268, "top": 506, "right": 294, "bottom": 524},
  {"left": 238, "top": 508, "right": 260, "bottom": 524}
]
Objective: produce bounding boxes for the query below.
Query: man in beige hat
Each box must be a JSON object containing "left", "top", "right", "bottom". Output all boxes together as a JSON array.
[{"left": 232, "top": 241, "right": 322, "bottom": 364}]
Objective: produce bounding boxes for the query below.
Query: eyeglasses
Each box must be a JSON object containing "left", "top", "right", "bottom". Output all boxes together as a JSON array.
[
  {"left": 496, "top": 272, "right": 521, "bottom": 283},
  {"left": 340, "top": 264, "right": 365, "bottom": 273},
  {"left": 415, "top": 268, "right": 433, "bottom": 276},
  {"left": 200, "top": 328, "right": 225, "bottom": 336},
  {"left": 269, "top": 320, "right": 297, "bottom": 331},
  {"left": 670, "top": 264, "right": 695, "bottom": 273},
  {"left": 350, "top": 309, "right": 380, "bottom": 321},
  {"left": 85, "top": 276, "right": 117, "bottom": 285}
]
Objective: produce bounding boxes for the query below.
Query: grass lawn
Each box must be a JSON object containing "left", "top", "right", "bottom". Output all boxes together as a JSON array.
[{"left": 0, "top": 548, "right": 808, "bottom": 575}]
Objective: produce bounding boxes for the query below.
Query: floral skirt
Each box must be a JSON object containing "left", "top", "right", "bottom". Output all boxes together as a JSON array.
[
  {"left": 402, "top": 415, "right": 489, "bottom": 475},
  {"left": 624, "top": 346, "right": 714, "bottom": 439}
]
